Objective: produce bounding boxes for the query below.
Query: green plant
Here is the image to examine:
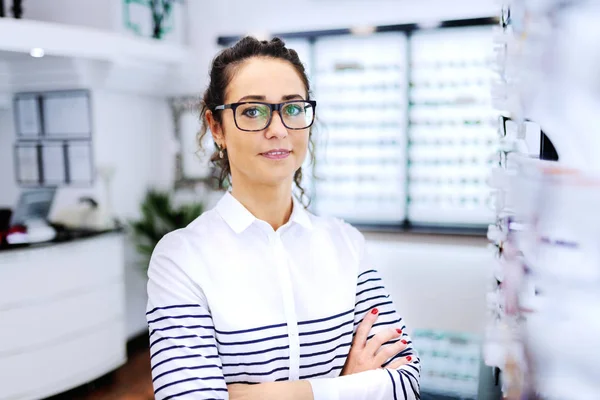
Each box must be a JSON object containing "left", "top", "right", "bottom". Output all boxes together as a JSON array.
[{"left": 130, "top": 189, "right": 204, "bottom": 269}]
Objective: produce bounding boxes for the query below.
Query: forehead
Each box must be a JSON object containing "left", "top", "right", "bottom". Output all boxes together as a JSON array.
[{"left": 225, "top": 57, "right": 307, "bottom": 102}]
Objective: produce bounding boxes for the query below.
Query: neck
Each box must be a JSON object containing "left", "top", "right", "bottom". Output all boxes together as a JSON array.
[{"left": 231, "top": 178, "right": 294, "bottom": 231}]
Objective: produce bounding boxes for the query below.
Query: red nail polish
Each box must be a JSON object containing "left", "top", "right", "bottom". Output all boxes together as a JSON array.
[
  {"left": 401, "top": 340, "right": 408, "bottom": 344},
  {"left": 371, "top": 308, "right": 378, "bottom": 315},
  {"left": 396, "top": 329, "right": 402, "bottom": 334},
  {"left": 406, "top": 356, "right": 412, "bottom": 362}
]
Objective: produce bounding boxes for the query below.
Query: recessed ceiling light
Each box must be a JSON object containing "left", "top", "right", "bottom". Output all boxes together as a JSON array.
[{"left": 30, "top": 48, "right": 45, "bottom": 58}]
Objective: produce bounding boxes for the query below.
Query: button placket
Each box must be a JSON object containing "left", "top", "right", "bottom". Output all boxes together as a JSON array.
[{"left": 272, "top": 234, "right": 300, "bottom": 380}]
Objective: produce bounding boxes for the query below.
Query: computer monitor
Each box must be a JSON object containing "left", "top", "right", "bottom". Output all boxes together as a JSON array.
[{"left": 9, "top": 187, "right": 57, "bottom": 227}]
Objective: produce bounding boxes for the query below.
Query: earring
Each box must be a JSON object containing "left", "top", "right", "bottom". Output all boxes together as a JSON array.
[{"left": 219, "top": 146, "right": 224, "bottom": 159}]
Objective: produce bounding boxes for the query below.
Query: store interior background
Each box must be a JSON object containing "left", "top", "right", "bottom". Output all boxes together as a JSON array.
[{"left": 0, "top": 0, "right": 499, "bottom": 398}]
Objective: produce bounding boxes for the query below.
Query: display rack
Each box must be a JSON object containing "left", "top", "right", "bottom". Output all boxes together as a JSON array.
[
  {"left": 312, "top": 32, "right": 408, "bottom": 224},
  {"left": 484, "top": 2, "right": 600, "bottom": 398},
  {"left": 408, "top": 26, "right": 496, "bottom": 227}
]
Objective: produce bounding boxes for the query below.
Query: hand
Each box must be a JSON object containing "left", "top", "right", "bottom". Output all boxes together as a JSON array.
[
  {"left": 228, "top": 381, "right": 313, "bottom": 400},
  {"left": 228, "top": 383, "right": 252, "bottom": 400},
  {"left": 341, "top": 308, "right": 411, "bottom": 376}
]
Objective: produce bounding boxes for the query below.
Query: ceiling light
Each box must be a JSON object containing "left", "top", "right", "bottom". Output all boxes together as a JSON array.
[{"left": 30, "top": 48, "right": 45, "bottom": 58}]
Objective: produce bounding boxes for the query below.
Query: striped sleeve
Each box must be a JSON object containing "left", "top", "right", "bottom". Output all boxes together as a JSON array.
[
  {"left": 309, "top": 222, "right": 421, "bottom": 400},
  {"left": 146, "top": 232, "right": 228, "bottom": 400}
]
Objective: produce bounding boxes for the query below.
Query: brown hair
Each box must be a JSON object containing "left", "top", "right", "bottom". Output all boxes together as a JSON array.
[{"left": 197, "top": 36, "right": 315, "bottom": 207}]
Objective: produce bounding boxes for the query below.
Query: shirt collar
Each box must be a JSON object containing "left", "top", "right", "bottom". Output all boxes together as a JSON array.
[{"left": 215, "top": 191, "right": 313, "bottom": 234}]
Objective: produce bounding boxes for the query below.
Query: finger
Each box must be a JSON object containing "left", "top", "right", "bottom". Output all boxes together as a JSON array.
[
  {"left": 353, "top": 307, "right": 379, "bottom": 348},
  {"left": 374, "top": 337, "right": 409, "bottom": 366},
  {"left": 365, "top": 327, "right": 403, "bottom": 356},
  {"left": 386, "top": 355, "right": 413, "bottom": 370}
]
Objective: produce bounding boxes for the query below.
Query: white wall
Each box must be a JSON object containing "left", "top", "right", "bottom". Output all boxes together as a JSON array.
[
  {"left": 0, "top": 108, "right": 18, "bottom": 208},
  {"left": 365, "top": 233, "right": 490, "bottom": 335}
]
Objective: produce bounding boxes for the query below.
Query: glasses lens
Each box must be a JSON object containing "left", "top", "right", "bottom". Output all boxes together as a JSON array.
[
  {"left": 282, "top": 101, "right": 314, "bottom": 129},
  {"left": 235, "top": 103, "right": 271, "bottom": 131}
]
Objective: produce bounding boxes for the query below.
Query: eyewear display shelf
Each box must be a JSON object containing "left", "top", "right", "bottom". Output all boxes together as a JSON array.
[{"left": 218, "top": 18, "right": 496, "bottom": 234}]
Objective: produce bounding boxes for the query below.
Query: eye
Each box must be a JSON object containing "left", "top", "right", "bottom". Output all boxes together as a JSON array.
[
  {"left": 283, "top": 103, "right": 303, "bottom": 117},
  {"left": 241, "top": 104, "right": 269, "bottom": 118}
]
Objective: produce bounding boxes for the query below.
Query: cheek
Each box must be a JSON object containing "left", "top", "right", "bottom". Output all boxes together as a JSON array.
[{"left": 294, "top": 132, "right": 310, "bottom": 160}]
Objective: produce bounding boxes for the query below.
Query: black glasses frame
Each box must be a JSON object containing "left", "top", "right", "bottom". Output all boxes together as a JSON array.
[{"left": 214, "top": 100, "right": 317, "bottom": 132}]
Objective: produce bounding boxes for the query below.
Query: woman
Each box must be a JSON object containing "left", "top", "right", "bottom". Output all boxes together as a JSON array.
[{"left": 146, "top": 37, "right": 420, "bottom": 400}]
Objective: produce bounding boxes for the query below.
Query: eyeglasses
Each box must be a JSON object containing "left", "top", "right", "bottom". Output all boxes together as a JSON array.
[{"left": 214, "top": 100, "right": 317, "bottom": 132}]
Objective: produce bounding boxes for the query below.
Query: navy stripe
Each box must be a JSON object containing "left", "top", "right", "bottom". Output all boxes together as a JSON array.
[
  {"left": 357, "top": 277, "right": 382, "bottom": 287},
  {"left": 224, "top": 366, "right": 289, "bottom": 378},
  {"left": 219, "top": 344, "right": 289, "bottom": 357},
  {"left": 151, "top": 334, "right": 199, "bottom": 349},
  {"left": 150, "top": 324, "right": 214, "bottom": 337},
  {"left": 298, "top": 308, "right": 354, "bottom": 326},
  {"left": 151, "top": 343, "right": 218, "bottom": 360},
  {"left": 299, "top": 318, "right": 353, "bottom": 337},
  {"left": 401, "top": 370, "right": 420, "bottom": 399},
  {"left": 386, "top": 369, "right": 399, "bottom": 400},
  {"left": 355, "top": 300, "right": 393, "bottom": 316},
  {"left": 148, "top": 314, "right": 212, "bottom": 324},
  {"left": 152, "top": 354, "right": 213, "bottom": 372},
  {"left": 222, "top": 356, "right": 288, "bottom": 368},
  {"left": 154, "top": 376, "right": 224, "bottom": 395},
  {"left": 402, "top": 366, "right": 420, "bottom": 387},
  {"left": 406, "top": 363, "right": 420, "bottom": 374},
  {"left": 301, "top": 330, "right": 352, "bottom": 348},
  {"left": 358, "top": 269, "right": 377, "bottom": 279},
  {"left": 353, "top": 310, "right": 395, "bottom": 326},
  {"left": 300, "top": 364, "right": 344, "bottom": 379},
  {"left": 153, "top": 364, "right": 222, "bottom": 383},
  {"left": 356, "top": 285, "right": 385, "bottom": 298},
  {"left": 215, "top": 321, "right": 287, "bottom": 335},
  {"left": 355, "top": 294, "right": 389, "bottom": 308},
  {"left": 217, "top": 333, "right": 288, "bottom": 347},
  {"left": 163, "top": 387, "right": 228, "bottom": 400},
  {"left": 300, "top": 341, "right": 351, "bottom": 359},
  {"left": 213, "top": 309, "right": 354, "bottom": 337},
  {"left": 300, "top": 353, "right": 346, "bottom": 369},
  {"left": 147, "top": 304, "right": 202, "bottom": 316},
  {"left": 398, "top": 369, "right": 408, "bottom": 399}
]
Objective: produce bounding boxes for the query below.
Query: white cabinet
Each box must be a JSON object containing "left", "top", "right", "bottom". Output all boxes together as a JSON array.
[{"left": 0, "top": 233, "right": 127, "bottom": 400}]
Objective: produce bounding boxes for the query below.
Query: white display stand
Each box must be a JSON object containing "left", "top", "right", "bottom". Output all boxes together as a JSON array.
[{"left": 0, "top": 233, "right": 127, "bottom": 400}]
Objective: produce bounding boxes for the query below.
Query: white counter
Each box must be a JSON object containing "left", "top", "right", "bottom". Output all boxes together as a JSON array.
[{"left": 0, "top": 233, "right": 127, "bottom": 400}]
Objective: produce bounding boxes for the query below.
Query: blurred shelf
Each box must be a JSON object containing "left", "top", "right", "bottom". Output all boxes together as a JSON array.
[{"left": 0, "top": 18, "right": 193, "bottom": 97}]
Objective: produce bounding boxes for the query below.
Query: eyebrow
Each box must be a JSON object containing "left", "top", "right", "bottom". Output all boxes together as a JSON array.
[{"left": 237, "top": 94, "right": 305, "bottom": 102}]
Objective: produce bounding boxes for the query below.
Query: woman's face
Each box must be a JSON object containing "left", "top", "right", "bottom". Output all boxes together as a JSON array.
[{"left": 210, "top": 57, "right": 310, "bottom": 189}]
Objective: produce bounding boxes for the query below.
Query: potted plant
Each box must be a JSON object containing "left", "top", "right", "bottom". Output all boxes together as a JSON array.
[{"left": 130, "top": 189, "right": 203, "bottom": 270}]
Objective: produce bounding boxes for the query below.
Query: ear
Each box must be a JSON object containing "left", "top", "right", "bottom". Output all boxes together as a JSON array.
[{"left": 206, "top": 109, "right": 225, "bottom": 148}]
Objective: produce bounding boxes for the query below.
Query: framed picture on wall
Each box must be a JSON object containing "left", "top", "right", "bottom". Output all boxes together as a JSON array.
[
  {"left": 41, "top": 142, "right": 66, "bottom": 185},
  {"left": 66, "top": 141, "right": 94, "bottom": 185},
  {"left": 42, "top": 90, "right": 92, "bottom": 139},
  {"left": 14, "top": 143, "right": 40, "bottom": 185},
  {"left": 14, "top": 94, "right": 42, "bottom": 138}
]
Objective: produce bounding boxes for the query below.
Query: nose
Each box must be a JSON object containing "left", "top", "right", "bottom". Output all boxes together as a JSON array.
[{"left": 265, "top": 111, "right": 288, "bottom": 139}]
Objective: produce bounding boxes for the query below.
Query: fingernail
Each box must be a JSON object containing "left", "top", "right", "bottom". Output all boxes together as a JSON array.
[
  {"left": 396, "top": 329, "right": 402, "bottom": 334},
  {"left": 401, "top": 340, "right": 408, "bottom": 344},
  {"left": 371, "top": 308, "right": 378, "bottom": 315},
  {"left": 406, "top": 356, "right": 412, "bottom": 362}
]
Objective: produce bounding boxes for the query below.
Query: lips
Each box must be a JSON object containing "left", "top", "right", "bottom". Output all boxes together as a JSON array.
[{"left": 260, "top": 149, "right": 291, "bottom": 160}]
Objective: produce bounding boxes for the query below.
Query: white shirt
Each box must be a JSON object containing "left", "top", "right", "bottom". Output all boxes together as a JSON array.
[{"left": 146, "top": 192, "right": 420, "bottom": 400}]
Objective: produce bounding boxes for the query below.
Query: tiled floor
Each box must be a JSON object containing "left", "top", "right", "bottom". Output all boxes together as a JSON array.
[{"left": 44, "top": 348, "right": 154, "bottom": 400}]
